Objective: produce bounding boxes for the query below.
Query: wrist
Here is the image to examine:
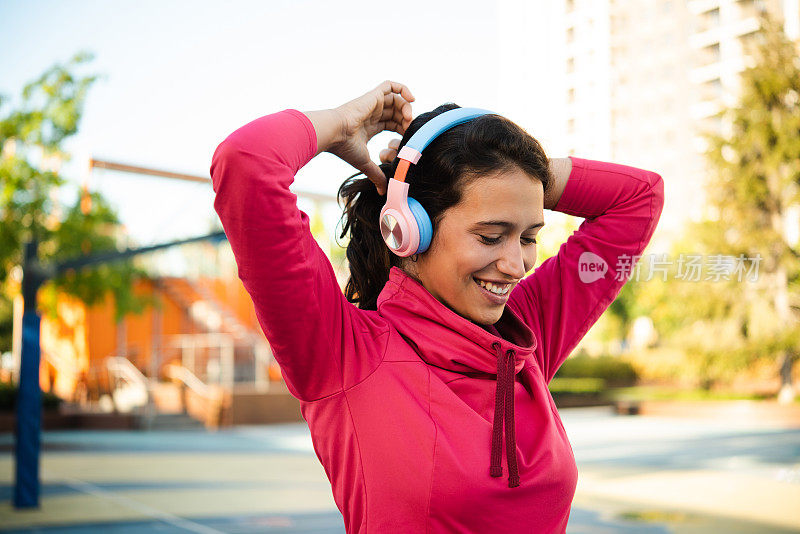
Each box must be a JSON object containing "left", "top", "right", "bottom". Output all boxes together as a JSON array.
[
  {"left": 303, "top": 108, "right": 346, "bottom": 157},
  {"left": 544, "top": 157, "right": 571, "bottom": 211}
]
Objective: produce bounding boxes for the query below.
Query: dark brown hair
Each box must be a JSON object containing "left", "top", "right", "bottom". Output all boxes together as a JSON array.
[{"left": 336, "top": 103, "right": 552, "bottom": 310}]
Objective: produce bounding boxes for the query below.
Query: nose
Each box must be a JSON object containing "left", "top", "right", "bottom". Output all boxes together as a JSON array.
[{"left": 496, "top": 240, "right": 532, "bottom": 280}]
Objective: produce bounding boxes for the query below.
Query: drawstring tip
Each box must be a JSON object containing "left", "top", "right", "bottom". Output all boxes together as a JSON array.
[
  {"left": 508, "top": 474, "right": 520, "bottom": 488},
  {"left": 489, "top": 466, "right": 502, "bottom": 478}
]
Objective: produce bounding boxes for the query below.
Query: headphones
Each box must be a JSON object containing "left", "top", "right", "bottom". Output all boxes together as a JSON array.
[{"left": 379, "top": 107, "right": 496, "bottom": 257}]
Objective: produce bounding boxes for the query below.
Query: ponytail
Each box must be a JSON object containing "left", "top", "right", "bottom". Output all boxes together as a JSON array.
[{"left": 337, "top": 162, "right": 400, "bottom": 310}]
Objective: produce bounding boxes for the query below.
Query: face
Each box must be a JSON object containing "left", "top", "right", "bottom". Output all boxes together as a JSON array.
[{"left": 407, "top": 166, "right": 545, "bottom": 326}]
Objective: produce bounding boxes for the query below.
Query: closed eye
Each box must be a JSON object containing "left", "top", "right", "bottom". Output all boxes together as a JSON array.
[{"left": 478, "top": 235, "right": 537, "bottom": 245}]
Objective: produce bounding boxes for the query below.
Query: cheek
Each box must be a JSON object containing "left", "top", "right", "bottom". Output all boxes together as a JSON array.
[
  {"left": 457, "top": 244, "right": 494, "bottom": 274},
  {"left": 527, "top": 245, "right": 538, "bottom": 270}
]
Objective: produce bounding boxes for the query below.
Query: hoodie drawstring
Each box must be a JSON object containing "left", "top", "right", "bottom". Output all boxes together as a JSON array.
[{"left": 489, "top": 341, "right": 520, "bottom": 488}]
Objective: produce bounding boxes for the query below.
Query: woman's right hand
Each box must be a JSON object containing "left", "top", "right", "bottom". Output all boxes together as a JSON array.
[{"left": 307, "top": 81, "right": 414, "bottom": 196}]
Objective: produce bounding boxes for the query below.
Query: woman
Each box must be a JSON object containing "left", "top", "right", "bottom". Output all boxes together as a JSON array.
[{"left": 210, "top": 81, "right": 664, "bottom": 533}]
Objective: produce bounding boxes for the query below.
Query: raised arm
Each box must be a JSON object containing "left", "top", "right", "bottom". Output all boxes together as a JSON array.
[
  {"left": 209, "top": 82, "right": 414, "bottom": 401},
  {"left": 507, "top": 156, "right": 665, "bottom": 383}
]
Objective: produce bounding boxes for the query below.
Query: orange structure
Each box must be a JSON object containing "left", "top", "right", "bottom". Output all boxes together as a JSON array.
[
  {"left": 36, "top": 272, "right": 277, "bottom": 404},
  {"left": 4, "top": 157, "right": 342, "bottom": 427}
]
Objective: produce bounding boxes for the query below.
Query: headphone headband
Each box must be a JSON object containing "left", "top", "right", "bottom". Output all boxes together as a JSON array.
[{"left": 394, "top": 107, "right": 495, "bottom": 182}]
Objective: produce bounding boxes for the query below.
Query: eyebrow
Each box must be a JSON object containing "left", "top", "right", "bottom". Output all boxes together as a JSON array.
[{"left": 472, "top": 220, "right": 545, "bottom": 230}]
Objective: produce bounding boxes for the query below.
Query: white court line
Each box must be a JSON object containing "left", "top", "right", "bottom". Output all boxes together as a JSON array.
[{"left": 43, "top": 468, "right": 227, "bottom": 534}]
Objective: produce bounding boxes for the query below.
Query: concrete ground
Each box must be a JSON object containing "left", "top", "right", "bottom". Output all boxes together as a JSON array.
[
  {"left": 564, "top": 406, "right": 800, "bottom": 533},
  {"left": 0, "top": 406, "right": 798, "bottom": 533}
]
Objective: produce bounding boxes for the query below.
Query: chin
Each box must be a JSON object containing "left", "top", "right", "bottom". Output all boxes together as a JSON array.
[{"left": 471, "top": 307, "right": 503, "bottom": 327}]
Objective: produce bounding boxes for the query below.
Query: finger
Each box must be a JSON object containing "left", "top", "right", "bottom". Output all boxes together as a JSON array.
[
  {"left": 378, "top": 120, "right": 405, "bottom": 135},
  {"left": 380, "top": 107, "right": 410, "bottom": 134},
  {"left": 379, "top": 147, "right": 397, "bottom": 164},
  {"left": 380, "top": 102, "right": 405, "bottom": 131},
  {"left": 379, "top": 95, "right": 410, "bottom": 134},
  {"left": 382, "top": 96, "right": 413, "bottom": 132},
  {"left": 401, "top": 100, "right": 413, "bottom": 130},
  {"left": 361, "top": 160, "right": 388, "bottom": 195},
  {"left": 377, "top": 80, "right": 415, "bottom": 103},
  {"left": 382, "top": 92, "right": 411, "bottom": 123},
  {"left": 388, "top": 138, "right": 401, "bottom": 150},
  {"left": 392, "top": 93, "right": 412, "bottom": 127}
]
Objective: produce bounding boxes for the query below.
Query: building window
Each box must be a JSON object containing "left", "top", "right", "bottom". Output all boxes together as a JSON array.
[
  {"left": 700, "top": 42, "right": 721, "bottom": 66},
  {"left": 737, "top": 0, "right": 764, "bottom": 20},
  {"left": 697, "top": 7, "right": 721, "bottom": 33},
  {"left": 702, "top": 77, "right": 724, "bottom": 101},
  {"left": 739, "top": 30, "right": 761, "bottom": 54},
  {"left": 567, "top": 56, "right": 575, "bottom": 73}
]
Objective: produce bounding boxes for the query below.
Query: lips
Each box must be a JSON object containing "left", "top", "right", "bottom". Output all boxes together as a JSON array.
[
  {"left": 473, "top": 276, "right": 512, "bottom": 292},
  {"left": 473, "top": 277, "right": 511, "bottom": 304}
]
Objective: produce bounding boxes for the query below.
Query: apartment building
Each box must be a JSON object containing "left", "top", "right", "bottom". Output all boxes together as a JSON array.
[{"left": 560, "top": 0, "right": 799, "bottom": 248}]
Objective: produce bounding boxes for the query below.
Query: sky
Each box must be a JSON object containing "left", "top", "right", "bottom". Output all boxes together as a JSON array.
[{"left": 1, "top": 0, "right": 563, "bottom": 247}]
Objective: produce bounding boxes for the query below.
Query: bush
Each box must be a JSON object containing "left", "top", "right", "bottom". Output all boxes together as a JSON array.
[
  {"left": 554, "top": 354, "right": 638, "bottom": 387},
  {"left": 0, "top": 381, "right": 63, "bottom": 411},
  {"left": 549, "top": 377, "right": 606, "bottom": 395}
]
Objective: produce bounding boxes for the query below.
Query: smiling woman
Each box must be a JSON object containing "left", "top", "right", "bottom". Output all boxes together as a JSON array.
[{"left": 210, "top": 80, "right": 664, "bottom": 533}]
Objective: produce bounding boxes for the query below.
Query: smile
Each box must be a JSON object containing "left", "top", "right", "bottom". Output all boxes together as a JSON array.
[{"left": 473, "top": 277, "right": 512, "bottom": 303}]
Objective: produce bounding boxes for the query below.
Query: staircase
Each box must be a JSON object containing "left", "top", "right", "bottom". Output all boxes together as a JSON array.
[
  {"left": 155, "top": 277, "right": 260, "bottom": 343},
  {"left": 156, "top": 276, "right": 271, "bottom": 388}
]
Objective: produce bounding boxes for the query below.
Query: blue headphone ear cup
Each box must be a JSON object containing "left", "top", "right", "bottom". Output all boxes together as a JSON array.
[{"left": 407, "top": 197, "right": 433, "bottom": 254}]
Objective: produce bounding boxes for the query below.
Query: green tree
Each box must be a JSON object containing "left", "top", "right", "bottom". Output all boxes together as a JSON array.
[
  {"left": 697, "top": 9, "right": 800, "bottom": 401},
  {"left": 0, "top": 51, "right": 152, "bottom": 354},
  {"left": 619, "top": 10, "right": 800, "bottom": 395}
]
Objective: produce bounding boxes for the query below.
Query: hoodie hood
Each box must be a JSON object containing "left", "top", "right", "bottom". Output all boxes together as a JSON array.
[{"left": 377, "top": 266, "right": 538, "bottom": 487}]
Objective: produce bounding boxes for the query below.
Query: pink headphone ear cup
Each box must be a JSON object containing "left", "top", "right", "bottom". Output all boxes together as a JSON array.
[
  {"left": 380, "top": 207, "right": 407, "bottom": 251},
  {"left": 380, "top": 208, "right": 421, "bottom": 257},
  {"left": 380, "top": 179, "right": 421, "bottom": 256}
]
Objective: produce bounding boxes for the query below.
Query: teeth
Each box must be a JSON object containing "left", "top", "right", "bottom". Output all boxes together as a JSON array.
[{"left": 475, "top": 278, "right": 510, "bottom": 295}]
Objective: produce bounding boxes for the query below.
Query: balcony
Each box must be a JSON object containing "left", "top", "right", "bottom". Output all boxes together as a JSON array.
[
  {"left": 698, "top": 42, "right": 722, "bottom": 66},
  {"left": 694, "top": 7, "right": 721, "bottom": 34},
  {"left": 736, "top": 0, "right": 763, "bottom": 20}
]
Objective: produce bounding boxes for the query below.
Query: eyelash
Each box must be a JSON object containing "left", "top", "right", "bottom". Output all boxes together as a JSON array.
[{"left": 479, "top": 235, "right": 537, "bottom": 245}]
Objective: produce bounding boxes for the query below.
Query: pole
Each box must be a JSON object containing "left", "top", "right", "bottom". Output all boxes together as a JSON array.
[
  {"left": 14, "top": 241, "right": 45, "bottom": 508},
  {"left": 12, "top": 230, "right": 228, "bottom": 508}
]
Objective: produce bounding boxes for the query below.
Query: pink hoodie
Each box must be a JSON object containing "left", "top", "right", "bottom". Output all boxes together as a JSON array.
[{"left": 210, "top": 109, "right": 664, "bottom": 533}]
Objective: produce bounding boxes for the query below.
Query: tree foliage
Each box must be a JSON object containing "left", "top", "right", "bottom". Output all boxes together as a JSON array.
[
  {"left": 0, "top": 51, "right": 152, "bottom": 353},
  {"left": 700, "top": 10, "right": 800, "bottom": 336},
  {"left": 638, "top": 10, "right": 800, "bottom": 390}
]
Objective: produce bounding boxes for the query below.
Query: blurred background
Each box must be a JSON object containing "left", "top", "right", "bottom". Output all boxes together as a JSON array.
[{"left": 1, "top": 0, "right": 799, "bottom": 532}]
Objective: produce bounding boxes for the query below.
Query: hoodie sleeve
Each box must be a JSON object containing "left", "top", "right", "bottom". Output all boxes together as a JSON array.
[
  {"left": 507, "top": 156, "right": 664, "bottom": 384},
  {"left": 209, "top": 109, "right": 387, "bottom": 402}
]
